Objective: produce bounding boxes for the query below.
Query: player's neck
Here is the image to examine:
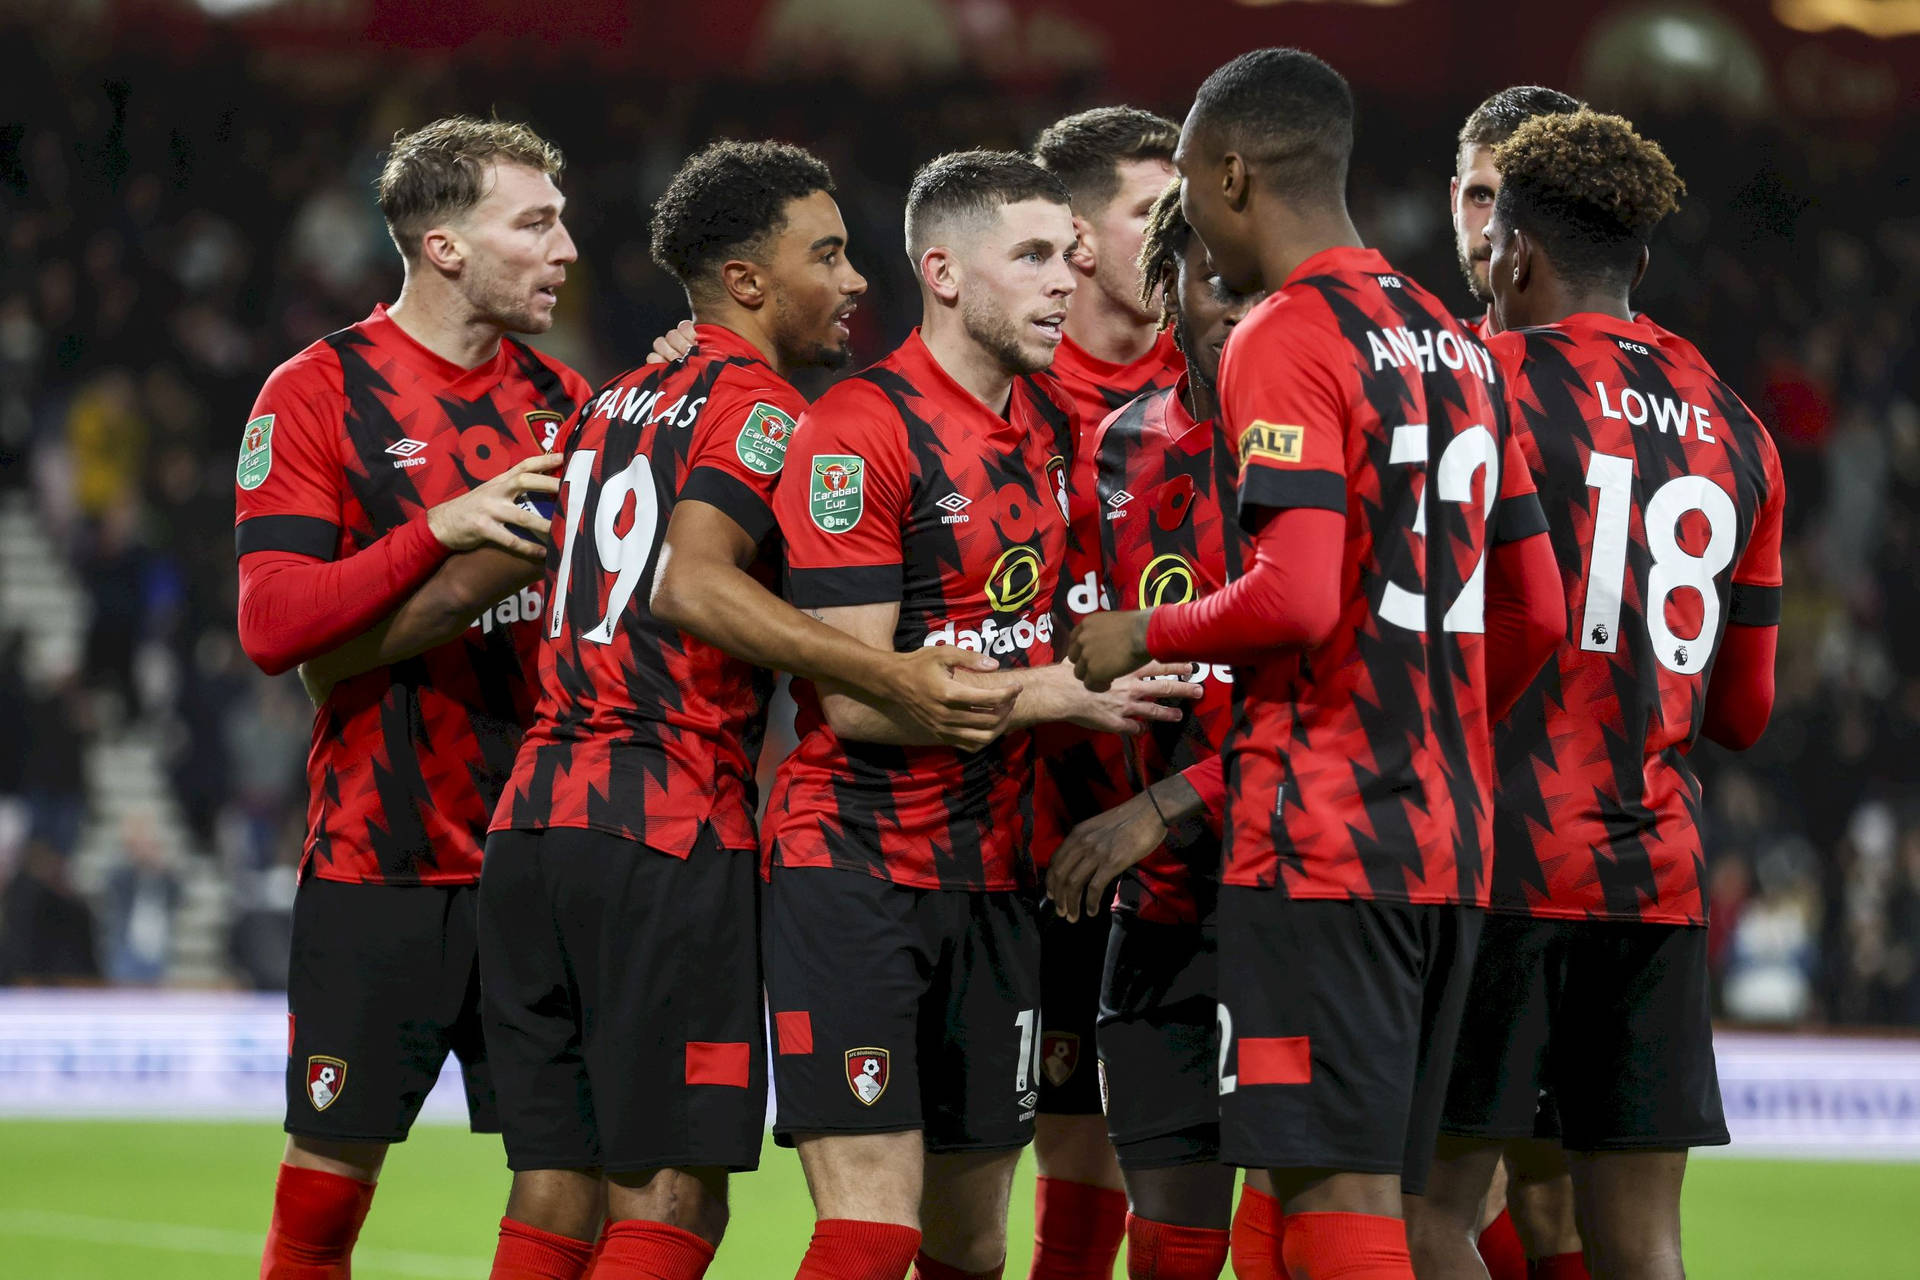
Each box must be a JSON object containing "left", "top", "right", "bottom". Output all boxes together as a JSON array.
[
  {"left": 1183, "top": 372, "right": 1218, "bottom": 425},
  {"left": 387, "top": 278, "right": 506, "bottom": 371},
  {"left": 1256, "top": 207, "right": 1365, "bottom": 293},
  {"left": 921, "top": 312, "right": 1014, "bottom": 416},
  {"left": 1514, "top": 273, "right": 1633, "bottom": 330},
  {"left": 1062, "top": 295, "right": 1157, "bottom": 367},
  {"left": 692, "top": 301, "right": 785, "bottom": 376}
]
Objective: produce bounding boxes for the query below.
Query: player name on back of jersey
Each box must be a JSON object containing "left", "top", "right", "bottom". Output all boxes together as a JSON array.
[
  {"left": 584, "top": 382, "right": 708, "bottom": 430},
  {"left": 1593, "top": 375, "right": 1718, "bottom": 443},
  {"left": 1361, "top": 315, "right": 1498, "bottom": 385}
]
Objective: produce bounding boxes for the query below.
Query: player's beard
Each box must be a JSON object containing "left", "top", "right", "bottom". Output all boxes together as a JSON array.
[
  {"left": 1458, "top": 242, "right": 1492, "bottom": 307},
  {"left": 465, "top": 256, "right": 551, "bottom": 334},
  {"left": 771, "top": 291, "right": 852, "bottom": 371},
  {"left": 1173, "top": 309, "right": 1216, "bottom": 405},
  {"left": 962, "top": 291, "right": 1048, "bottom": 377}
]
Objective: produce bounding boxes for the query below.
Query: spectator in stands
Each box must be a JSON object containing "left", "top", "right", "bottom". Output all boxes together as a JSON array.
[
  {"left": 101, "top": 812, "right": 180, "bottom": 985},
  {"left": 0, "top": 838, "right": 100, "bottom": 984}
]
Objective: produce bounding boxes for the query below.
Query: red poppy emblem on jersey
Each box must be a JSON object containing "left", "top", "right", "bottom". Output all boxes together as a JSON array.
[
  {"left": 307, "top": 1056, "right": 347, "bottom": 1112},
  {"left": 994, "top": 482, "right": 1041, "bottom": 542},
  {"left": 1041, "top": 1032, "right": 1080, "bottom": 1086},
  {"left": 1154, "top": 475, "right": 1196, "bottom": 531},
  {"left": 846, "top": 1048, "right": 890, "bottom": 1106}
]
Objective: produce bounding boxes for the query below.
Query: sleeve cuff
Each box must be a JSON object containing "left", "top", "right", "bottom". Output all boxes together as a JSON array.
[
  {"left": 1729, "top": 582, "right": 1782, "bottom": 627},
  {"left": 235, "top": 514, "right": 341, "bottom": 560},
  {"left": 787, "top": 563, "right": 904, "bottom": 610},
  {"left": 1493, "top": 492, "right": 1549, "bottom": 545},
  {"left": 1237, "top": 468, "right": 1345, "bottom": 527},
  {"left": 681, "top": 466, "right": 776, "bottom": 545}
]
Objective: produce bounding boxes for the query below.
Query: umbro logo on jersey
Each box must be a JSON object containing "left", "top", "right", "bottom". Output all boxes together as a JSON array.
[
  {"left": 1106, "top": 489, "right": 1133, "bottom": 521},
  {"left": 937, "top": 492, "right": 972, "bottom": 525},
  {"left": 386, "top": 438, "right": 430, "bottom": 469}
]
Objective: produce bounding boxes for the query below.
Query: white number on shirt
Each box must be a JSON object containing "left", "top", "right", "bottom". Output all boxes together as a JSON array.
[
  {"left": 547, "top": 449, "right": 661, "bottom": 646},
  {"left": 1378, "top": 424, "right": 1498, "bottom": 635}
]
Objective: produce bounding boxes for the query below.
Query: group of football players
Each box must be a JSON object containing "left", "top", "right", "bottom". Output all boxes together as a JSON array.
[{"left": 234, "top": 43, "right": 1782, "bottom": 1280}]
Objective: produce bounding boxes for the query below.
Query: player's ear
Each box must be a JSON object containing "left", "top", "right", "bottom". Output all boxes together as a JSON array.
[
  {"left": 1509, "top": 229, "right": 1532, "bottom": 293},
  {"left": 720, "top": 258, "right": 767, "bottom": 311},
  {"left": 1066, "top": 213, "right": 1096, "bottom": 273},
  {"left": 1449, "top": 174, "right": 1461, "bottom": 213},
  {"left": 1630, "top": 244, "right": 1651, "bottom": 292},
  {"left": 919, "top": 246, "right": 960, "bottom": 304},
  {"left": 1221, "top": 153, "right": 1250, "bottom": 213},
  {"left": 419, "top": 225, "right": 464, "bottom": 276}
]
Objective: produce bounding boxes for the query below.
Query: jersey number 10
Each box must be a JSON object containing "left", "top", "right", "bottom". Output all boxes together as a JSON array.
[{"left": 548, "top": 449, "right": 661, "bottom": 646}]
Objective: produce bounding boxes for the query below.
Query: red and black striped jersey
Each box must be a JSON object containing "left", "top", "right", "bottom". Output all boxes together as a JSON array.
[
  {"left": 1086, "top": 381, "right": 1246, "bottom": 925},
  {"left": 493, "top": 325, "right": 803, "bottom": 857},
  {"left": 233, "top": 304, "right": 591, "bottom": 885},
  {"left": 1487, "top": 313, "right": 1784, "bottom": 924},
  {"left": 764, "top": 329, "right": 1074, "bottom": 891},
  {"left": 1032, "top": 328, "right": 1188, "bottom": 869},
  {"left": 1218, "top": 247, "right": 1544, "bottom": 904}
]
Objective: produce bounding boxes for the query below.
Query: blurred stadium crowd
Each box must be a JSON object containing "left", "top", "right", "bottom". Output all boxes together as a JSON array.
[{"left": 2, "top": 17, "right": 1917, "bottom": 1028}]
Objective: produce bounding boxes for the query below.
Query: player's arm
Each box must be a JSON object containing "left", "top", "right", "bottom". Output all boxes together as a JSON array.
[
  {"left": 1701, "top": 445, "right": 1785, "bottom": 750},
  {"left": 293, "top": 545, "right": 545, "bottom": 706},
  {"left": 1069, "top": 322, "right": 1353, "bottom": 689},
  {"left": 1482, "top": 418, "right": 1565, "bottom": 722},
  {"left": 652, "top": 500, "right": 1018, "bottom": 751},
  {"left": 237, "top": 454, "right": 559, "bottom": 678}
]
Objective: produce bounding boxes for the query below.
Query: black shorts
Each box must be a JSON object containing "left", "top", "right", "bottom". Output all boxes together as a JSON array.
[
  {"left": 478, "top": 826, "right": 766, "bottom": 1174},
  {"left": 285, "top": 877, "right": 495, "bottom": 1142},
  {"left": 1441, "top": 915, "right": 1729, "bottom": 1152},
  {"left": 764, "top": 866, "right": 1042, "bottom": 1154},
  {"left": 1037, "top": 910, "right": 1107, "bottom": 1116},
  {"left": 1216, "top": 891, "right": 1481, "bottom": 1194},
  {"left": 1097, "top": 914, "right": 1220, "bottom": 1169}
]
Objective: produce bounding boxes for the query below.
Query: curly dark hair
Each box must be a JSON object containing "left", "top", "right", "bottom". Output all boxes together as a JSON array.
[
  {"left": 1455, "top": 85, "right": 1583, "bottom": 171},
  {"left": 1135, "top": 178, "right": 1188, "bottom": 325},
  {"left": 1189, "top": 48, "right": 1353, "bottom": 204},
  {"left": 1033, "top": 106, "right": 1178, "bottom": 214},
  {"left": 649, "top": 140, "right": 835, "bottom": 295},
  {"left": 1493, "top": 109, "right": 1686, "bottom": 290},
  {"left": 904, "top": 149, "right": 1070, "bottom": 259}
]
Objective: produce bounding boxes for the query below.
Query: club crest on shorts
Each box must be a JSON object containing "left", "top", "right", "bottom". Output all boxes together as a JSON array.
[
  {"left": 1041, "top": 1031, "right": 1080, "bottom": 1087},
  {"left": 845, "top": 1048, "right": 890, "bottom": 1106},
  {"left": 307, "top": 1056, "right": 347, "bottom": 1112}
]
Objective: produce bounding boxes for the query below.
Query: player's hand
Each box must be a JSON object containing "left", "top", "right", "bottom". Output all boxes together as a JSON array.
[
  {"left": 1046, "top": 790, "right": 1166, "bottom": 922},
  {"left": 1069, "top": 610, "right": 1154, "bottom": 692},
  {"left": 885, "top": 646, "right": 1019, "bottom": 752},
  {"left": 1064, "top": 660, "right": 1201, "bottom": 734},
  {"left": 645, "top": 320, "right": 699, "bottom": 365},
  {"left": 425, "top": 453, "right": 563, "bottom": 561}
]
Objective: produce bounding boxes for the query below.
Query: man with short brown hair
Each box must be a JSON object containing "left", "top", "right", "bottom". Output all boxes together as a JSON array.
[{"left": 237, "top": 114, "right": 591, "bottom": 1277}]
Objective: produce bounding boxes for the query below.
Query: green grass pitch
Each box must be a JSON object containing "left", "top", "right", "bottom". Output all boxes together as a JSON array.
[{"left": 1, "top": 1120, "right": 1915, "bottom": 1277}]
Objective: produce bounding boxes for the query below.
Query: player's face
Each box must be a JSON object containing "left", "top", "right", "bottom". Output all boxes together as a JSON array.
[
  {"left": 1452, "top": 144, "right": 1500, "bottom": 305},
  {"left": 1173, "top": 114, "right": 1260, "bottom": 296},
  {"left": 1171, "top": 234, "right": 1264, "bottom": 395},
  {"left": 766, "top": 189, "right": 868, "bottom": 371},
  {"left": 1085, "top": 157, "right": 1176, "bottom": 325},
  {"left": 453, "top": 161, "right": 576, "bottom": 334},
  {"left": 957, "top": 198, "right": 1077, "bottom": 377}
]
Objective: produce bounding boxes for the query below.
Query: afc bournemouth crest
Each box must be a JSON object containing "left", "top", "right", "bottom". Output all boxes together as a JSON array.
[
  {"left": 1047, "top": 455, "right": 1069, "bottom": 519},
  {"left": 524, "top": 409, "right": 566, "bottom": 451},
  {"left": 1041, "top": 1031, "right": 1080, "bottom": 1088},
  {"left": 845, "top": 1048, "right": 890, "bottom": 1106},
  {"left": 307, "top": 1055, "right": 347, "bottom": 1112}
]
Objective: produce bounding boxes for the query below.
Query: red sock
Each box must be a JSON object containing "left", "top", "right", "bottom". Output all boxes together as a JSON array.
[
  {"left": 259, "top": 1163, "right": 376, "bottom": 1279},
  {"left": 795, "top": 1219, "right": 924, "bottom": 1280},
  {"left": 591, "top": 1219, "right": 715, "bottom": 1280},
  {"left": 1029, "top": 1176, "right": 1128, "bottom": 1279},
  {"left": 490, "top": 1216, "right": 595, "bottom": 1280},
  {"left": 1230, "top": 1183, "right": 1290, "bottom": 1280},
  {"left": 914, "top": 1251, "right": 1004, "bottom": 1280},
  {"left": 1475, "top": 1209, "right": 1528, "bottom": 1280},
  {"left": 1279, "top": 1212, "right": 1414, "bottom": 1280},
  {"left": 1125, "top": 1214, "right": 1230, "bottom": 1279},
  {"left": 1528, "top": 1254, "right": 1590, "bottom": 1280}
]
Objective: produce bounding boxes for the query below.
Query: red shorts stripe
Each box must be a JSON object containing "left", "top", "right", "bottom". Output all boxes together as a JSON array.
[
  {"left": 684, "top": 1041, "right": 751, "bottom": 1088},
  {"left": 775, "top": 1010, "right": 813, "bottom": 1056},
  {"left": 1239, "top": 1036, "right": 1312, "bottom": 1086}
]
